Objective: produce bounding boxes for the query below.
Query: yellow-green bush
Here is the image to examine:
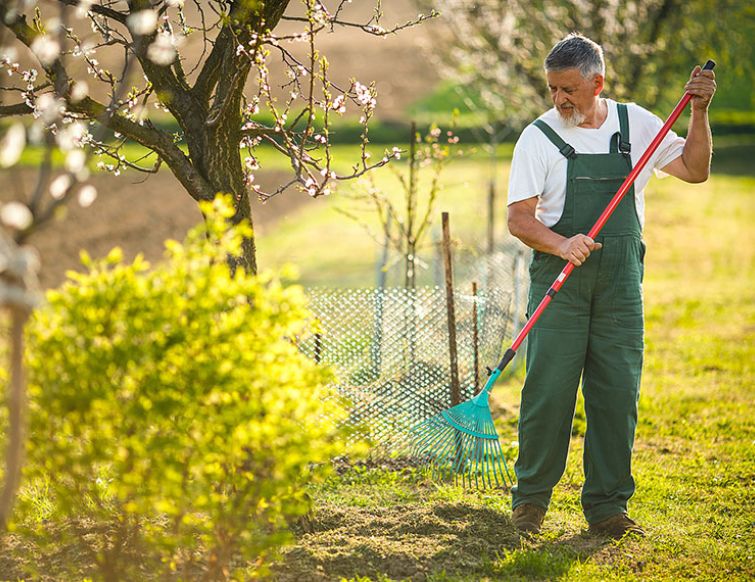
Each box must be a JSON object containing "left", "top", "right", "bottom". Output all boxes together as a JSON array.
[{"left": 21, "top": 196, "right": 347, "bottom": 579}]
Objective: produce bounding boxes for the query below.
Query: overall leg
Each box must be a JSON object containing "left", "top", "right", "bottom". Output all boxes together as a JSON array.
[
  {"left": 581, "top": 237, "right": 644, "bottom": 524},
  {"left": 513, "top": 267, "right": 591, "bottom": 511}
]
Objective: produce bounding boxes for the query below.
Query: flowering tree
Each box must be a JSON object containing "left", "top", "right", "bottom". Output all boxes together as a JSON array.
[
  {"left": 338, "top": 122, "right": 460, "bottom": 290},
  {"left": 0, "top": 0, "right": 435, "bottom": 273}
]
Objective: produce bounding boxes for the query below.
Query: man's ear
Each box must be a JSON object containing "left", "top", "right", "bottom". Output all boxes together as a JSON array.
[{"left": 593, "top": 74, "right": 604, "bottom": 96}]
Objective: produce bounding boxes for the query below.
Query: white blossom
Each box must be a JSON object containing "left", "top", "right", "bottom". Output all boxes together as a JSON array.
[
  {"left": 0, "top": 123, "right": 26, "bottom": 168},
  {"left": 22, "top": 68, "right": 37, "bottom": 90},
  {"left": 49, "top": 174, "right": 72, "bottom": 200},
  {"left": 65, "top": 149, "right": 86, "bottom": 173},
  {"left": 0, "top": 202, "right": 32, "bottom": 230},
  {"left": 167, "top": 0, "right": 185, "bottom": 7},
  {"left": 70, "top": 80, "right": 89, "bottom": 103},
  {"left": 147, "top": 33, "right": 177, "bottom": 66},
  {"left": 0, "top": 46, "right": 18, "bottom": 64},
  {"left": 331, "top": 95, "right": 346, "bottom": 114},
  {"left": 127, "top": 10, "right": 158, "bottom": 35},
  {"left": 78, "top": 185, "right": 98, "bottom": 207},
  {"left": 353, "top": 82, "right": 377, "bottom": 109},
  {"left": 34, "top": 93, "right": 65, "bottom": 124},
  {"left": 76, "top": 0, "right": 94, "bottom": 19},
  {"left": 57, "top": 122, "right": 88, "bottom": 151},
  {"left": 30, "top": 35, "right": 61, "bottom": 67}
]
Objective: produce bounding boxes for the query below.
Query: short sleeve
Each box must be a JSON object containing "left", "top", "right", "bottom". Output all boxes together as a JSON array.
[
  {"left": 508, "top": 125, "right": 547, "bottom": 205},
  {"left": 644, "top": 110, "right": 686, "bottom": 177}
]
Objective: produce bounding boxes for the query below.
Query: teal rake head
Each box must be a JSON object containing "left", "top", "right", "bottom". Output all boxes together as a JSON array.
[{"left": 409, "top": 368, "right": 514, "bottom": 489}]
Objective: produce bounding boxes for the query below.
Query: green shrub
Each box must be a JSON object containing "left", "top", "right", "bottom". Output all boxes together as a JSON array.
[{"left": 20, "top": 196, "right": 349, "bottom": 579}]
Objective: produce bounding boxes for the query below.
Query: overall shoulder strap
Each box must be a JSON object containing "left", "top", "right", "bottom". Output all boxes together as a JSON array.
[
  {"left": 533, "top": 119, "right": 576, "bottom": 159},
  {"left": 616, "top": 103, "right": 631, "bottom": 154}
]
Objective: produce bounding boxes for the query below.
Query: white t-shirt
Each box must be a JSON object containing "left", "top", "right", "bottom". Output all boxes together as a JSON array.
[{"left": 507, "top": 98, "right": 685, "bottom": 228}]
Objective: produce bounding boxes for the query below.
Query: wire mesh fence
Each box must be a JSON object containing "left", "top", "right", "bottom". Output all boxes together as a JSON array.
[{"left": 299, "top": 239, "right": 529, "bottom": 447}]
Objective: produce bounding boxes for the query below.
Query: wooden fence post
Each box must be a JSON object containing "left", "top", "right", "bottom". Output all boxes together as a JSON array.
[
  {"left": 314, "top": 332, "right": 322, "bottom": 364},
  {"left": 442, "top": 212, "right": 461, "bottom": 406}
]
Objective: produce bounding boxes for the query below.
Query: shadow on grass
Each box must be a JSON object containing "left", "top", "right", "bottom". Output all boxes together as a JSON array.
[{"left": 274, "top": 502, "right": 607, "bottom": 581}]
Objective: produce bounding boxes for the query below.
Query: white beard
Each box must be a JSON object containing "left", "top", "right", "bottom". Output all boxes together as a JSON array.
[{"left": 555, "top": 106, "right": 586, "bottom": 128}]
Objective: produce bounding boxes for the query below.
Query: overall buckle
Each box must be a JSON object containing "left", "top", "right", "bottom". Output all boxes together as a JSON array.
[{"left": 559, "top": 144, "right": 576, "bottom": 159}]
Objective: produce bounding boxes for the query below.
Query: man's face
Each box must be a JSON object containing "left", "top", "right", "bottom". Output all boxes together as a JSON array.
[{"left": 546, "top": 68, "right": 603, "bottom": 127}]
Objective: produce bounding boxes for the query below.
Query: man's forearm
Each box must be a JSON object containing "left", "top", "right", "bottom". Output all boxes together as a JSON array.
[
  {"left": 508, "top": 200, "right": 603, "bottom": 266},
  {"left": 680, "top": 108, "right": 712, "bottom": 182},
  {"left": 509, "top": 211, "right": 567, "bottom": 256}
]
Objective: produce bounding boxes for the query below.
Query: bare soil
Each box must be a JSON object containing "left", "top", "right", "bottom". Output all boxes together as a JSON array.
[{"left": 0, "top": 167, "right": 303, "bottom": 288}]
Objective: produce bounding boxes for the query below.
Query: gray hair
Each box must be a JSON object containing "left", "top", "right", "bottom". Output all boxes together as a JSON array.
[{"left": 544, "top": 33, "right": 605, "bottom": 78}]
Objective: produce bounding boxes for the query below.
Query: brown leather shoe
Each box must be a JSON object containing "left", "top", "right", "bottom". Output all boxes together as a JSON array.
[
  {"left": 588, "top": 513, "right": 646, "bottom": 539},
  {"left": 512, "top": 503, "right": 547, "bottom": 535}
]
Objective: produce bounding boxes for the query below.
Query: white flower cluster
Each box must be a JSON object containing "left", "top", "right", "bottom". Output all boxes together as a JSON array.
[
  {"left": 244, "top": 156, "right": 260, "bottom": 171},
  {"left": 56, "top": 121, "right": 90, "bottom": 153},
  {"left": 30, "top": 35, "right": 61, "bottom": 67},
  {"left": 72, "top": 40, "right": 96, "bottom": 59},
  {"left": 76, "top": 0, "right": 94, "bottom": 19},
  {"left": 48, "top": 174, "right": 97, "bottom": 207},
  {"left": 96, "top": 160, "right": 121, "bottom": 177},
  {"left": 303, "top": 176, "right": 332, "bottom": 197},
  {"left": 304, "top": 177, "right": 318, "bottom": 196},
  {"left": 353, "top": 82, "right": 377, "bottom": 110},
  {"left": 22, "top": 68, "right": 37, "bottom": 90},
  {"left": 33, "top": 93, "right": 65, "bottom": 124},
  {"left": 239, "top": 136, "right": 261, "bottom": 150},
  {"left": 0, "top": 124, "right": 25, "bottom": 168},
  {"left": 127, "top": 10, "right": 158, "bottom": 35},
  {"left": 312, "top": 4, "right": 330, "bottom": 26},
  {"left": 331, "top": 95, "right": 346, "bottom": 114},
  {"left": 0, "top": 202, "right": 33, "bottom": 230},
  {"left": 148, "top": 32, "right": 179, "bottom": 65}
]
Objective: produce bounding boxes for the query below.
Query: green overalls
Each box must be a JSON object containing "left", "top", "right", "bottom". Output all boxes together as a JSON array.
[{"left": 511, "top": 103, "right": 645, "bottom": 524}]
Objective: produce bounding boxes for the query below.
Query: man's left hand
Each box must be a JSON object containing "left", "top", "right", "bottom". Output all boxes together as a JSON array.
[{"left": 685, "top": 66, "right": 716, "bottom": 112}]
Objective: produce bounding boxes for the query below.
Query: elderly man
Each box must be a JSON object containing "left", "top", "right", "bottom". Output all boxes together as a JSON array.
[{"left": 507, "top": 33, "right": 716, "bottom": 538}]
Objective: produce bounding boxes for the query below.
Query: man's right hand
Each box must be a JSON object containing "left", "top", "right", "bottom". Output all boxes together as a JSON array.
[{"left": 558, "top": 234, "right": 602, "bottom": 266}]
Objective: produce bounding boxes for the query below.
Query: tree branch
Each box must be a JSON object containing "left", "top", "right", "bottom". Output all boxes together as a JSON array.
[
  {"left": 70, "top": 96, "right": 214, "bottom": 201},
  {"left": 0, "top": 103, "right": 33, "bottom": 116},
  {"left": 55, "top": 0, "right": 128, "bottom": 24},
  {"left": 125, "top": 0, "right": 199, "bottom": 131},
  {"left": 0, "top": 5, "right": 70, "bottom": 95}
]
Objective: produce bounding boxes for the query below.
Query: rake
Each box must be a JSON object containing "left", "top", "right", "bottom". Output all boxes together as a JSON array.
[{"left": 409, "top": 60, "right": 716, "bottom": 488}]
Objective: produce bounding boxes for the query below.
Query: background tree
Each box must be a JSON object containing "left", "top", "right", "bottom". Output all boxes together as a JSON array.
[
  {"left": 414, "top": 0, "right": 753, "bottom": 127},
  {"left": 0, "top": 0, "right": 435, "bottom": 273}
]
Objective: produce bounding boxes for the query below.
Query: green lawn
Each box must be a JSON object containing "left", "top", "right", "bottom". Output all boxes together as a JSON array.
[
  {"left": 2, "top": 139, "right": 753, "bottom": 580},
  {"left": 270, "top": 141, "right": 755, "bottom": 581}
]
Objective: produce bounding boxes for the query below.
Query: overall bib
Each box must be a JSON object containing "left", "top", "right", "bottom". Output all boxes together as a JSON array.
[{"left": 511, "top": 104, "right": 645, "bottom": 524}]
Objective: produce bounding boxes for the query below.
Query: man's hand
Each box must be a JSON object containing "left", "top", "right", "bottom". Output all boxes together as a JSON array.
[
  {"left": 685, "top": 65, "right": 716, "bottom": 112},
  {"left": 558, "top": 234, "right": 602, "bottom": 266}
]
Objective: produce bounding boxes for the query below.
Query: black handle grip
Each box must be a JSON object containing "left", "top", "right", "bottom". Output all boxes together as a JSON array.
[{"left": 702, "top": 60, "right": 716, "bottom": 70}]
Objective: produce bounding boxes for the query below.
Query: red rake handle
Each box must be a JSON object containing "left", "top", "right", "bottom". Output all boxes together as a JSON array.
[{"left": 495, "top": 59, "right": 716, "bottom": 373}]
